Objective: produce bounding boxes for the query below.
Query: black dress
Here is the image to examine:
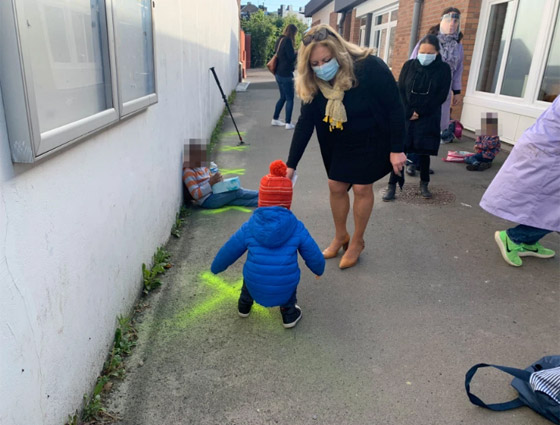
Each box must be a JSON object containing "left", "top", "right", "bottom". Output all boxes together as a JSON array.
[
  {"left": 287, "top": 55, "right": 405, "bottom": 185},
  {"left": 398, "top": 56, "right": 451, "bottom": 156}
]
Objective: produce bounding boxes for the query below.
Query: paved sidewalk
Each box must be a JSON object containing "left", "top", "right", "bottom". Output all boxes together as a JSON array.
[{"left": 107, "top": 68, "right": 559, "bottom": 425}]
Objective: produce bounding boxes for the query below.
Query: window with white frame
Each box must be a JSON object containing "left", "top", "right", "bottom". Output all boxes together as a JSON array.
[
  {"left": 0, "top": 0, "right": 157, "bottom": 163},
  {"left": 369, "top": 6, "right": 398, "bottom": 69},
  {"left": 473, "top": 0, "right": 559, "bottom": 104},
  {"left": 359, "top": 16, "right": 368, "bottom": 47},
  {"left": 113, "top": 0, "right": 157, "bottom": 115}
]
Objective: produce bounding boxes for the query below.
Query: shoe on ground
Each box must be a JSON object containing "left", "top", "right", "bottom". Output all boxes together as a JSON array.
[
  {"left": 420, "top": 181, "right": 432, "bottom": 199},
  {"left": 271, "top": 119, "right": 285, "bottom": 126},
  {"left": 478, "top": 162, "right": 492, "bottom": 170},
  {"left": 467, "top": 162, "right": 491, "bottom": 171},
  {"left": 519, "top": 242, "right": 556, "bottom": 258},
  {"left": 281, "top": 305, "right": 302, "bottom": 328},
  {"left": 466, "top": 162, "right": 481, "bottom": 171},
  {"left": 238, "top": 301, "right": 252, "bottom": 318},
  {"left": 285, "top": 123, "right": 295, "bottom": 130},
  {"left": 406, "top": 164, "right": 416, "bottom": 176},
  {"left": 382, "top": 183, "right": 396, "bottom": 202},
  {"left": 494, "top": 230, "right": 523, "bottom": 266}
]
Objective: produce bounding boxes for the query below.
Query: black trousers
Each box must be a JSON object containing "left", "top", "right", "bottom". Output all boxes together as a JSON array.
[{"left": 391, "top": 155, "right": 430, "bottom": 183}]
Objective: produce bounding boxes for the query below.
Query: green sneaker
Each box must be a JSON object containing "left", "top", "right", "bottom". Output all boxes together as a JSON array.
[
  {"left": 519, "top": 242, "right": 556, "bottom": 258},
  {"left": 494, "top": 231, "right": 523, "bottom": 267}
]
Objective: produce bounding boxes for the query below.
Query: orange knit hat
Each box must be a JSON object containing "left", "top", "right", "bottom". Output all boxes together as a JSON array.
[{"left": 258, "top": 160, "right": 293, "bottom": 209}]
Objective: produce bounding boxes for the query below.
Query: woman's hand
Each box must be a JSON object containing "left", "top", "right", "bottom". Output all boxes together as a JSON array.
[
  {"left": 209, "top": 172, "right": 223, "bottom": 185},
  {"left": 286, "top": 167, "right": 295, "bottom": 180},
  {"left": 452, "top": 93, "right": 462, "bottom": 106},
  {"left": 410, "top": 111, "right": 419, "bottom": 120},
  {"left": 390, "top": 152, "right": 407, "bottom": 176}
]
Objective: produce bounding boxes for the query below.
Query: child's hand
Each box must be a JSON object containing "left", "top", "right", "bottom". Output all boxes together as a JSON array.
[
  {"left": 315, "top": 275, "right": 321, "bottom": 280},
  {"left": 209, "top": 172, "right": 223, "bottom": 185}
]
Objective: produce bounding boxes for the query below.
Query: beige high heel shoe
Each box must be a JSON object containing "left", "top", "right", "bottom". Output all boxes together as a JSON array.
[
  {"left": 339, "top": 241, "right": 365, "bottom": 269},
  {"left": 322, "top": 234, "right": 350, "bottom": 259}
]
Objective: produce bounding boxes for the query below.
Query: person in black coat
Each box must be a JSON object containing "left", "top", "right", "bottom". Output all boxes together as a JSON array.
[
  {"left": 285, "top": 25, "right": 406, "bottom": 270},
  {"left": 271, "top": 24, "right": 298, "bottom": 130},
  {"left": 382, "top": 34, "right": 451, "bottom": 200}
]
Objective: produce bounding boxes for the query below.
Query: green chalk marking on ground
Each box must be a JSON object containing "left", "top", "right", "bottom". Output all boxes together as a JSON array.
[
  {"left": 219, "top": 168, "right": 246, "bottom": 176},
  {"left": 200, "top": 206, "right": 253, "bottom": 215},
  {"left": 221, "top": 145, "right": 249, "bottom": 152},
  {"left": 222, "top": 131, "right": 246, "bottom": 137},
  {"left": 163, "top": 271, "right": 271, "bottom": 330}
]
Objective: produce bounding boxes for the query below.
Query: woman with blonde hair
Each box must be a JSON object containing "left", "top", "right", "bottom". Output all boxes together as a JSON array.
[
  {"left": 286, "top": 25, "right": 406, "bottom": 269},
  {"left": 271, "top": 24, "right": 299, "bottom": 130}
]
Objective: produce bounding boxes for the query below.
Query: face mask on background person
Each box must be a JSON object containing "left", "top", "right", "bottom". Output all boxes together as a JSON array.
[
  {"left": 312, "top": 58, "right": 340, "bottom": 81},
  {"left": 417, "top": 53, "right": 437, "bottom": 66}
]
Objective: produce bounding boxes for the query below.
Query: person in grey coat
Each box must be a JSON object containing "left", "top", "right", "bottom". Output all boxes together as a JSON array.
[{"left": 480, "top": 97, "right": 559, "bottom": 267}]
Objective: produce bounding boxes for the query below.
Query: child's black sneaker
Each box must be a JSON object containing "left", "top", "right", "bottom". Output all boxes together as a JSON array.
[
  {"left": 280, "top": 305, "right": 302, "bottom": 328},
  {"left": 467, "top": 162, "right": 492, "bottom": 171},
  {"left": 238, "top": 301, "right": 252, "bottom": 318}
]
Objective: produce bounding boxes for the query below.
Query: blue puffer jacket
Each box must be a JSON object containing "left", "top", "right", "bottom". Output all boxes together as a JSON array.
[{"left": 211, "top": 207, "right": 325, "bottom": 307}]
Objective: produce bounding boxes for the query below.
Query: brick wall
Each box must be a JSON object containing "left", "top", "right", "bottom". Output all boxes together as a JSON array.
[
  {"left": 329, "top": 12, "right": 338, "bottom": 30},
  {"left": 341, "top": 9, "right": 360, "bottom": 44},
  {"left": 392, "top": 0, "right": 482, "bottom": 120},
  {"left": 349, "top": 8, "right": 361, "bottom": 44}
]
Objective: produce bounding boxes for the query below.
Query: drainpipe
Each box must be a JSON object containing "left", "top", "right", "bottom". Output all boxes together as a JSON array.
[
  {"left": 408, "top": 0, "right": 424, "bottom": 57},
  {"left": 338, "top": 10, "right": 347, "bottom": 36}
]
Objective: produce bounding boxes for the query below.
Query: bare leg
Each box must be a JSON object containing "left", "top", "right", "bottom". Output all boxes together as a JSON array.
[
  {"left": 323, "top": 179, "right": 351, "bottom": 258},
  {"left": 340, "top": 183, "right": 373, "bottom": 268}
]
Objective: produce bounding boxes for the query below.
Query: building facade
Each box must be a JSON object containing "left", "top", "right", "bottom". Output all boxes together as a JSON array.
[{"left": 304, "top": 0, "right": 559, "bottom": 144}]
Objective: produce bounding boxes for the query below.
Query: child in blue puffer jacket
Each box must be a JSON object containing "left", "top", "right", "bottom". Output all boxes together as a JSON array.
[{"left": 211, "top": 160, "right": 325, "bottom": 328}]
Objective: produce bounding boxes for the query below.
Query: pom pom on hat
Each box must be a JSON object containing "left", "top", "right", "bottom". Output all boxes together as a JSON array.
[
  {"left": 269, "top": 159, "right": 287, "bottom": 177},
  {"left": 259, "top": 160, "right": 293, "bottom": 209}
]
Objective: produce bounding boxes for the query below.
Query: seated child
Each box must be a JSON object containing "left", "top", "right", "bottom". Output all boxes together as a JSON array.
[
  {"left": 211, "top": 160, "right": 325, "bottom": 328},
  {"left": 183, "top": 142, "right": 258, "bottom": 208},
  {"left": 465, "top": 112, "right": 501, "bottom": 171}
]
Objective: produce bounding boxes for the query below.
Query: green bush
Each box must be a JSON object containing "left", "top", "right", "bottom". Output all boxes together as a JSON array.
[{"left": 242, "top": 11, "right": 308, "bottom": 68}]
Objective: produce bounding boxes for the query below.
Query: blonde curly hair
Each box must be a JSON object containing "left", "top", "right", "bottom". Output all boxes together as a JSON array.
[{"left": 296, "top": 24, "right": 373, "bottom": 103}]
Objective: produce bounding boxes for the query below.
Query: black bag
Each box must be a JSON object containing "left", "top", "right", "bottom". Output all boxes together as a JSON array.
[{"left": 465, "top": 356, "right": 560, "bottom": 424}]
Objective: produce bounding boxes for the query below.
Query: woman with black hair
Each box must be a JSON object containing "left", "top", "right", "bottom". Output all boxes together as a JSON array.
[
  {"left": 382, "top": 34, "right": 451, "bottom": 200},
  {"left": 406, "top": 7, "right": 464, "bottom": 176}
]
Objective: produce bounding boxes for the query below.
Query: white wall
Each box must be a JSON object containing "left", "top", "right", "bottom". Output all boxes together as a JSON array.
[
  {"left": 460, "top": 100, "right": 542, "bottom": 144},
  {"left": 312, "top": 1, "right": 335, "bottom": 25},
  {"left": 0, "top": 2, "right": 239, "bottom": 425},
  {"left": 356, "top": 0, "right": 399, "bottom": 17}
]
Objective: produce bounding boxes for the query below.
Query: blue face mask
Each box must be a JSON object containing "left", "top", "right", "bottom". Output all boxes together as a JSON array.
[
  {"left": 312, "top": 58, "right": 339, "bottom": 81},
  {"left": 417, "top": 53, "right": 437, "bottom": 66}
]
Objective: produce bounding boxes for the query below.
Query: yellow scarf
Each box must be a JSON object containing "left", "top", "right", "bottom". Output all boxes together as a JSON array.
[{"left": 316, "top": 79, "right": 347, "bottom": 131}]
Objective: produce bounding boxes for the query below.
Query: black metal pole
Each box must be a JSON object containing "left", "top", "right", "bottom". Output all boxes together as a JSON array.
[{"left": 209, "top": 67, "right": 244, "bottom": 145}]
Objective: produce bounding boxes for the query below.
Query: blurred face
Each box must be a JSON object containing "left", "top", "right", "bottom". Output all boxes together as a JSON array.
[
  {"left": 440, "top": 13, "right": 460, "bottom": 35},
  {"left": 309, "top": 44, "right": 333, "bottom": 67},
  {"left": 418, "top": 43, "right": 438, "bottom": 55},
  {"left": 185, "top": 145, "right": 207, "bottom": 168},
  {"left": 478, "top": 113, "right": 499, "bottom": 136}
]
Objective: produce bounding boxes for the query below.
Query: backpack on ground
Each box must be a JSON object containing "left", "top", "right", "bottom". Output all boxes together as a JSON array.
[{"left": 465, "top": 356, "right": 560, "bottom": 424}]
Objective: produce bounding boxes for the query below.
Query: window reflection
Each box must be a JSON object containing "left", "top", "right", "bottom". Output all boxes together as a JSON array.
[
  {"left": 538, "top": 13, "right": 559, "bottom": 102},
  {"left": 500, "top": 1, "right": 543, "bottom": 97}
]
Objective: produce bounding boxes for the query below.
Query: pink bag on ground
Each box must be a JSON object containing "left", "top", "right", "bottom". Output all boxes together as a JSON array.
[{"left": 442, "top": 150, "right": 475, "bottom": 163}]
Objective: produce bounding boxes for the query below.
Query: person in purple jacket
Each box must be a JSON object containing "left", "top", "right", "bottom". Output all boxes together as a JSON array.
[
  {"left": 211, "top": 160, "right": 325, "bottom": 328},
  {"left": 480, "top": 97, "right": 559, "bottom": 267},
  {"left": 407, "top": 7, "right": 464, "bottom": 176}
]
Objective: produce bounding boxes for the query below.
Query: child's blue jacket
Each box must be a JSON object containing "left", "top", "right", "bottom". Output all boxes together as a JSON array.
[{"left": 211, "top": 207, "right": 325, "bottom": 307}]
